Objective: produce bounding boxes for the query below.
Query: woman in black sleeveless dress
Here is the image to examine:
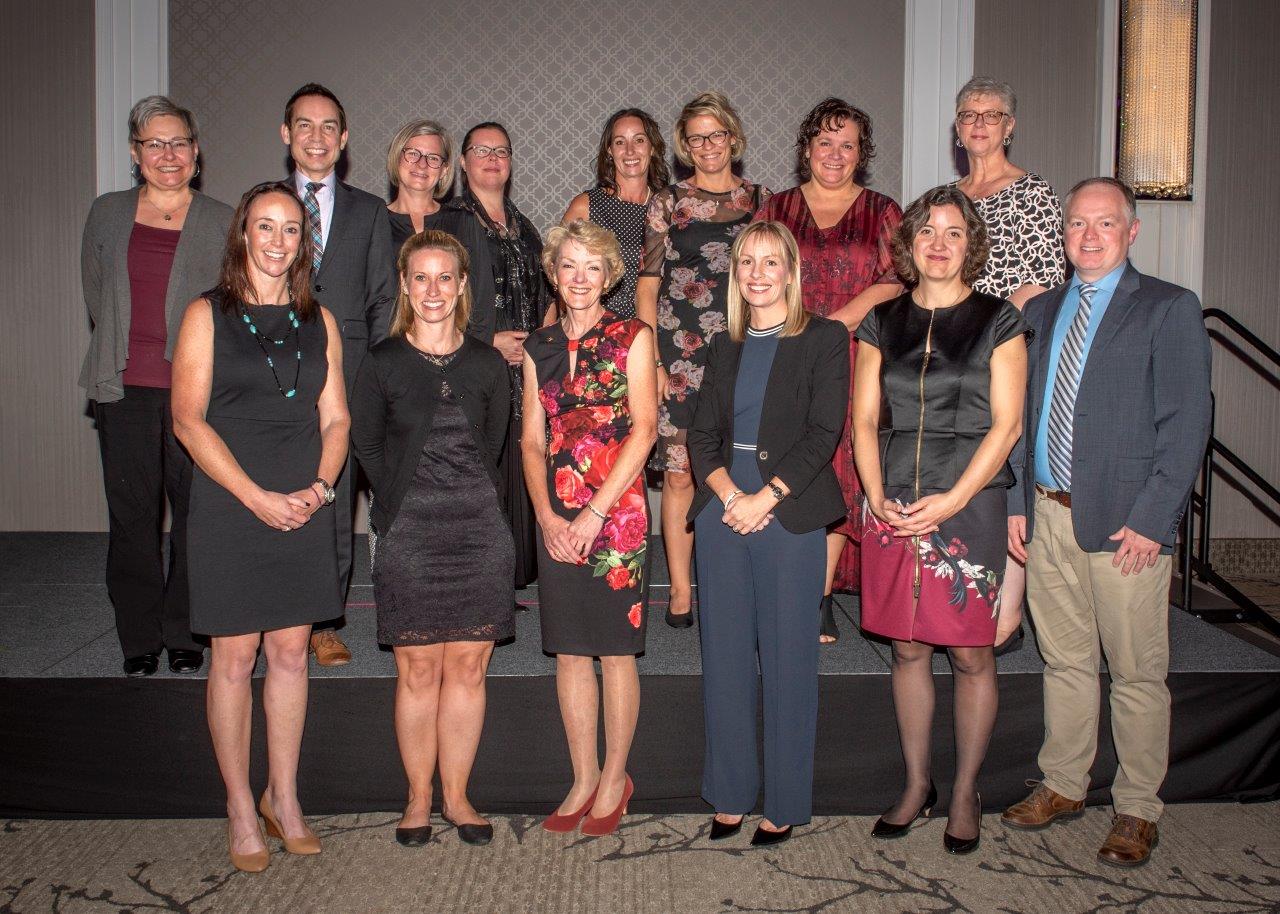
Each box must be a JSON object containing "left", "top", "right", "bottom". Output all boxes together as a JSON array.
[
  {"left": 173, "top": 182, "right": 349, "bottom": 872},
  {"left": 351, "top": 230, "right": 514, "bottom": 847},
  {"left": 558, "top": 108, "right": 670, "bottom": 321}
]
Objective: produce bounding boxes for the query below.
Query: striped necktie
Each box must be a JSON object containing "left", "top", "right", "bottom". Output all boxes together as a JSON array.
[
  {"left": 303, "top": 181, "right": 324, "bottom": 274},
  {"left": 1046, "top": 282, "right": 1098, "bottom": 490}
]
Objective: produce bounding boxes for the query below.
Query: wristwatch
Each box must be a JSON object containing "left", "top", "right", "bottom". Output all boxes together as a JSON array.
[
  {"left": 766, "top": 482, "right": 785, "bottom": 502},
  {"left": 312, "top": 477, "right": 336, "bottom": 506}
]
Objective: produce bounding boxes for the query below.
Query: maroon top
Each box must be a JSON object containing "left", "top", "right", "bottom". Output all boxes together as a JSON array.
[
  {"left": 123, "top": 222, "right": 181, "bottom": 388},
  {"left": 755, "top": 186, "right": 902, "bottom": 592}
]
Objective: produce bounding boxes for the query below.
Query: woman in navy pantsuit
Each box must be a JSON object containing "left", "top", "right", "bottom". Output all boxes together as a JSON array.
[{"left": 687, "top": 221, "right": 850, "bottom": 844}]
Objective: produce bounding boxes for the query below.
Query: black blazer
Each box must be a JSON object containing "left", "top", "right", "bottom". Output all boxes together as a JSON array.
[
  {"left": 687, "top": 315, "right": 850, "bottom": 533},
  {"left": 291, "top": 176, "right": 397, "bottom": 389},
  {"left": 349, "top": 335, "right": 510, "bottom": 536}
]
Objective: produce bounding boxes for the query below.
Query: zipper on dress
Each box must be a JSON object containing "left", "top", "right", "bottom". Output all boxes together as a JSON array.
[{"left": 912, "top": 308, "right": 936, "bottom": 600}]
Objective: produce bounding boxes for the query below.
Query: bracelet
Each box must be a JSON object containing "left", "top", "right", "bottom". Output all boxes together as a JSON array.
[
  {"left": 586, "top": 502, "right": 608, "bottom": 520},
  {"left": 722, "top": 490, "right": 744, "bottom": 510}
]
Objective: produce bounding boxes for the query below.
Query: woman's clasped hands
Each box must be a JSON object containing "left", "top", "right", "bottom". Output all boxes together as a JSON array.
[
  {"left": 247, "top": 487, "right": 317, "bottom": 533},
  {"left": 721, "top": 488, "right": 774, "bottom": 536},
  {"left": 871, "top": 491, "right": 962, "bottom": 539},
  {"left": 541, "top": 508, "right": 606, "bottom": 564}
]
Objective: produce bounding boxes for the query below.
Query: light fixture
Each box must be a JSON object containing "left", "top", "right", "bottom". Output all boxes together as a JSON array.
[{"left": 1116, "top": 0, "right": 1198, "bottom": 199}]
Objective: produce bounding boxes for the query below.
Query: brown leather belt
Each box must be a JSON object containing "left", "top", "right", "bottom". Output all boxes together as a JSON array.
[{"left": 1036, "top": 484, "right": 1072, "bottom": 509}]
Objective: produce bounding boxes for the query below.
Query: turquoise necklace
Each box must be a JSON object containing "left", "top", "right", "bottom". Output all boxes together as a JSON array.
[{"left": 239, "top": 300, "right": 302, "bottom": 398}]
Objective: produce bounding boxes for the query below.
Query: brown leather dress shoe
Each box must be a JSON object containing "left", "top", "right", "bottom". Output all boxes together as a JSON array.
[
  {"left": 1097, "top": 814, "right": 1158, "bottom": 867},
  {"left": 1001, "top": 782, "right": 1085, "bottom": 830},
  {"left": 309, "top": 631, "right": 352, "bottom": 666}
]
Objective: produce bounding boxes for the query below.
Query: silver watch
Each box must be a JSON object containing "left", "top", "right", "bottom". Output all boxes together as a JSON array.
[{"left": 313, "top": 477, "right": 336, "bottom": 506}]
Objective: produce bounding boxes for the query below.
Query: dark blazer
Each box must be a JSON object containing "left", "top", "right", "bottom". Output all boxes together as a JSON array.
[
  {"left": 350, "top": 334, "right": 510, "bottom": 536},
  {"left": 1009, "top": 263, "right": 1211, "bottom": 553},
  {"left": 79, "top": 186, "right": 233, "bottom": 402},
  {"left": 687, "top": 315, "right": 850, "bottom": 533},
  {"left": 296, "top": 176, "right": 397, "bottom": 390}
]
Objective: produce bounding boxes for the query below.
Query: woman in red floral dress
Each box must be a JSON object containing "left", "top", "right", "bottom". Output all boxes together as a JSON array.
[
  {"left": 755, "top": 98, "right": 903, "bottom": 642},
  {"left": 521, "top": 220, "right": 658, "bottom": 837}
]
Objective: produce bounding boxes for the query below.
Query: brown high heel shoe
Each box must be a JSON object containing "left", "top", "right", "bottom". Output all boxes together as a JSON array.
[
  {"left": 259, "top": 792, "right": 321, "bottom": 855},
  {"left": 227, "top": 821, "right": 270, "bottom": 873}
]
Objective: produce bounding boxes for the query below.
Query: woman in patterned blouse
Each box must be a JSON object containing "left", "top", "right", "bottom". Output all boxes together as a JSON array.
[
  {"left": 636, "top": 91, "right": 771, "bottom": 627},
  {"left": 953, "top": 76, "right": 1066, "bottom": 654}
]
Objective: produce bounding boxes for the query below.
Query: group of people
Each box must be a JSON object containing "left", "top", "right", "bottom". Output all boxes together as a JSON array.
[{"left": 79, "top": 77, "right": 1211, "bottom": 874}]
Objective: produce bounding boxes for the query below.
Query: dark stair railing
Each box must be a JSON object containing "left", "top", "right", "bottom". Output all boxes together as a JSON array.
[{"left": 1177, "top": 308, "right": 1280, "bottom": 638}]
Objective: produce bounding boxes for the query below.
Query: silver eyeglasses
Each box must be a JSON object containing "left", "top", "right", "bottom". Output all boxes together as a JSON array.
[
  {"left": 955, "top": 110, "right": 1009, "bottom": 126},
  {"left": 134, "top": 136, "right": 195, "bottom": 155},
  {"left": 465, "top": 145, "right": 512, "bottom": 159},
  {"left": 401, "top": 148, "right": 445, "bottom": 168},
  {"left": 685, "top": 129, "right": 730, "bottom": 148}
]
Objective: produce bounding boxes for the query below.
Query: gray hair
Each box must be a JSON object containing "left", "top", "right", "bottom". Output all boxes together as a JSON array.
[
  {"left": 1065, "top": 177, "right": 1139, "bottom": 223},
  {"left": 386, "top": 119, "right": 456, "bottom": 198},
  {"left": 128, "top": 95, "right": 199, "bottom": 142},
  {"left": 955, "top": 76, "right": 1017, "bottom": 117}
]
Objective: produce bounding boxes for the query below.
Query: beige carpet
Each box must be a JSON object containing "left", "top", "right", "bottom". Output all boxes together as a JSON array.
[{"left": 2, "top": 804, "right": 1277, "bottom": 913}]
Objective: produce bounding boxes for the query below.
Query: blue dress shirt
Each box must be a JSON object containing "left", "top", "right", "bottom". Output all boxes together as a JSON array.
[{"left": 1034, "top": 262, "right": 1128, "bottom": 490}]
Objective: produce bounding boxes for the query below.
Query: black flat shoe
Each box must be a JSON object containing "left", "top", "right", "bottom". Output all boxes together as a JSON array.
[
  {"left": 394, "top": 825, "right": 433, "bottom": 847},
  {"left": 167, "top": 649, "right": 204, "bottom": 674},
  {"left": 820, "top": 594, "right": 839, "bottom": 643},
  {"left": 708, "top": 815, "right": 744, "bottom": 840},
  {"left": 122, "top": 653, "right": 159, "bottom": 677},
  {"left": 750, "top": 823, "right": 792, "bottom": 846},
  {"left": 994, "top": 626, "right": 1024, "bottom": 656},
  {"left": 943, "top": 793, "right": 982, "bottom": 855},
  {"left": 871, "top": 781, "right": 937, "bottom": 839},
  {"left": 442, "top": 814, "right": 493, "bottom": 846}
]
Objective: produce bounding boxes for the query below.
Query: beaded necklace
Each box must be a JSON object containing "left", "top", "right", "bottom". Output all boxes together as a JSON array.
[{"left": 239, "top": 301, "right": 302, "bottom": 398}]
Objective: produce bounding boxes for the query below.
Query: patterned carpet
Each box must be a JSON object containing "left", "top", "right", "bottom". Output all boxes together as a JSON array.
[{"left": 3, "top": 804, "right": 1277, "bottom": 913}]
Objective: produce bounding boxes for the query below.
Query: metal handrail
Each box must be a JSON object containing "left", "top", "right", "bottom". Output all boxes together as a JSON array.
[{"left": 1202, "top": 308, "right": 1280, "bottom": 369}]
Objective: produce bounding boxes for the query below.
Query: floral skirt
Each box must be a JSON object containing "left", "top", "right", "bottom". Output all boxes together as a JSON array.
[{"left": 858, "top": 487, "right": 1008, "bottom": 647}]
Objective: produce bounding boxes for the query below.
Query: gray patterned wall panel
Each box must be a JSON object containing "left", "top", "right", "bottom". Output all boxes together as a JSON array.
[{"left": 170, "top": 0, "right": 905, "bottom": 231}]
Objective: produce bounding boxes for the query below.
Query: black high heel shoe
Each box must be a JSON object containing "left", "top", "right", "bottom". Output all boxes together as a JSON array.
[
  {"left": 994, "top": 625, "right": 1024, "bottom": 656},
  {"left": 943, "top": 792, "right": 982, "bottom": 855},
  {"left": 750, "top": 823, "right": 792, "bottom": 846},
  {"left": 708, "top": 815, "right": 744, "bottom": 840},
  {"left": 819, "top": 594, "right": 839, "bottom": 643},
  {"left": 665, "top": 591, "right": 695, "bottom": 628},
  {"left": 871, "top": 781, "right": 937, "bottom": 839}
]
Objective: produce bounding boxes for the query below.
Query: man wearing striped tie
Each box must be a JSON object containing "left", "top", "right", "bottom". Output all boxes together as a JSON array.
[{"left": 1000, "top": 178, "right": 1211, "bottom": 868}]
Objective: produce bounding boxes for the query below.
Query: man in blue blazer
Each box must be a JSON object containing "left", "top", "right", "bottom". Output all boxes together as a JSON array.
[
  {"left": 1001, "top": 178, "right": 1211, "bottom": 867},
  {"left": 282, "top": 83, "right": 396, "bottom": 665}
]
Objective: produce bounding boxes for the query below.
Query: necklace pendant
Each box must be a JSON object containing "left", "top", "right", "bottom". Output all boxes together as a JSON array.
[
  {"left": 285, "top": 389, "right": 297, "bottom": 398},
  {"left": 163, "top": 214, "right": 172, "bottom": 221}
]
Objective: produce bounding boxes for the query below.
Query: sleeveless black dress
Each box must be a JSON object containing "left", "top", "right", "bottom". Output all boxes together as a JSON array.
[
  {"left": 188, "top": 292, "right": 341, "bottom": 636},
  {"left": 586, "top": 186, "right": 645, "bottom": 319}
]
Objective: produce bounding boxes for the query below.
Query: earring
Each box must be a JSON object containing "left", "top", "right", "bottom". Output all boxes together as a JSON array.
[
  {"left": 1004, "top": 135, "right": 1012, "bottom": 146},
  {"left": 193, "top": 162, "right": 201, "bottom": 178},
  {"left": 955, "top": 137, "right": 963, "bottom": 148},
  {"left": 131, "top": 162, "right": 141, "bottom": 181}
]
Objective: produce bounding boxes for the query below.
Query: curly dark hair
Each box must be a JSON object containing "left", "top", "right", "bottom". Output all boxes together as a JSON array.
[
  {"left": 795, "top": 98, "right": 875, "bottom": 181},
  {"left": 594, "top": 108, "right": 670, "bottom": 195},
  {"left": 891, "top": 185, "right": 990, "bottom": 287}
]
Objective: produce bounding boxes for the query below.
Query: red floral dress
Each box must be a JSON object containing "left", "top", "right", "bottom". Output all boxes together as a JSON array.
[
  {"left": 525, "top": 312, "right": 649, "bottom": 655},
  {"left": 755, "top": 186, "right": 902, "bottom": 592}
]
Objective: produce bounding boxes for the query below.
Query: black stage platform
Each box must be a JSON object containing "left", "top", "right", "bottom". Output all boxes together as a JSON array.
[{"left": 2, "top": 533, "right": 1277, "bottom": 818}]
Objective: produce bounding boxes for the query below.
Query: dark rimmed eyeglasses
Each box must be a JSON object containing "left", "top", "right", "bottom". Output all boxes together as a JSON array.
[
  {"left": 401, "top": 148, "right": 445, "bottom": 168},
  {"left": 955, "top": 110, "right": 1009, "bottom": 126},
  {"left": 685, "top": 130, "right": 730, "bottom": 149},
  {"left": 133, "top": 136, "right": 195, "bottom": 155},
  {"left": 464, "top": 145, "right": 512, "bottom": 159}
]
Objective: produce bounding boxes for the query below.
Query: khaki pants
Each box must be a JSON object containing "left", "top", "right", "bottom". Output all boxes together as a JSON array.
[{"left": 1026, "top": 491, "right": 1171, "bottom": 822}]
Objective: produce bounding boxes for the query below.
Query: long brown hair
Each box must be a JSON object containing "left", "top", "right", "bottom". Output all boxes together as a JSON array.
[
  {"left": 216, "top": 182, "right": 318, "bottom": 320},
  {"left": 390, "top": 230, "right": 473, "bottom": 337},
  {"left": 594, "top": 108, "right": 670, "bottom": 195}
]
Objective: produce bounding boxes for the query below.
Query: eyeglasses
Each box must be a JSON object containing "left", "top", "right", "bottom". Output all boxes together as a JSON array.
[
  {"left": 685, "top": 130, "right": 730, "bottom": 149},
  {"left": 133, "top": 136, "right": 195, "bottom": 155},
  {"left": 955, "top": 110, "right": 1009, "bottom": 126},
  {"left": 401, "top": 149, "right": 445, "bottom": 168},
  {"left": 465, "top": 145, "right": 512, "bottom": 159}
]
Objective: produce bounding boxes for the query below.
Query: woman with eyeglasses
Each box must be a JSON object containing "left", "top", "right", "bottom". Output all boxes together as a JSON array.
[
  {"left": 435, "top": 122, "right": 551, "bottom": 593},
  {"left": 952, "top": 77, "right": 1065, "bottom": 655},
  {"left": 636, "top": 91, "right": 771, "bottom": 628},
  {"left": 80, "top": 95, "right": 233, "bottom": 678}
]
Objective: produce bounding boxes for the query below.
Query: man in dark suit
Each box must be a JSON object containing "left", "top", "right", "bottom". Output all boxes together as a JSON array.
[
  {"left": 282, "top": 82, "right": 396, "bottom": 665},
  {"left": 1001, "top": 178, "right": 1211, "bottom": 867}
]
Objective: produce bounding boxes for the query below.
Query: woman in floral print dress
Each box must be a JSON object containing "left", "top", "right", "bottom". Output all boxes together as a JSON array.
[
  {"left": 522, "top": 221, "right": 658, "bottom": 836},
  {"left": 636, "top": 91, "right": 770, "bottom": 625}
]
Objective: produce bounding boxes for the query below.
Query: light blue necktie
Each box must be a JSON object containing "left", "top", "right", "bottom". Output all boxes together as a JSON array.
[
  {"left": 1046, "top": 283, "right": 1098, "bottom": 490},
  {"left": 303, "top": 182, "right": 324, "bottom": 274}
]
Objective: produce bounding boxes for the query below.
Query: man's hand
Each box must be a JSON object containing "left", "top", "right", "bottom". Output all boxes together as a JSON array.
[{"left": 1108, "top": 525, "right": 1161, "bottom": 576}]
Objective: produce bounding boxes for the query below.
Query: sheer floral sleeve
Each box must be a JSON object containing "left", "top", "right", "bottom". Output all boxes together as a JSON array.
[{"left": 640, "top": 186, "right": 675, "bottom": 279}]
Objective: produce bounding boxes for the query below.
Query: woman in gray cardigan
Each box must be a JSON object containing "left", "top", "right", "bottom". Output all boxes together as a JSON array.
[{"left": 80, "top": 95, "right": 233, "bottom": 677}]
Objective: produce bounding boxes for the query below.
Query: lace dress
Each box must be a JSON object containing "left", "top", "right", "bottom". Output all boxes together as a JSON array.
[{"left": 372, "top": 348, "right": 516, "bottom": 645}]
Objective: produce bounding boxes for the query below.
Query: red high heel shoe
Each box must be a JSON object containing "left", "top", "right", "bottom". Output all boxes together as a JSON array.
[
  {"left": 580, "top": 775, "right": 634, "bottom": 837},
  {"left": 541, "top": 785, "right": 599, "bottom": 833}
]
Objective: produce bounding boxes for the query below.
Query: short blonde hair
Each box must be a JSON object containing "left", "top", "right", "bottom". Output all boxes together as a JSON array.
[
  {"left": 542, "top": 220, "right": 625, "bottom": 294},
  {"left": 726, "top": 221, "right": 809, "bottom": 342},
  {"left": 390, "top": 230, "right": 472, "bottom": 336},
  {"left": 386, "top": 119, "right": 455, "bottom": 199},
  {"left": 673, "top": 91, "right": 746, "bottom": 167}
]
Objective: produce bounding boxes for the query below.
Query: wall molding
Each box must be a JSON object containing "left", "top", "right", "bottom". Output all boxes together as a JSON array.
[
  {"left": 901, "top": 0, "right": 975, "bottom": 204},
  {"left": 94, "top": 0, "right": 168, "bottom": 195}
]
